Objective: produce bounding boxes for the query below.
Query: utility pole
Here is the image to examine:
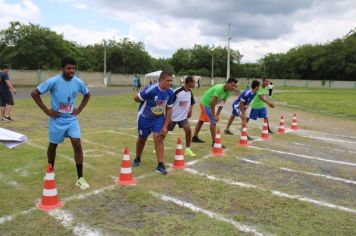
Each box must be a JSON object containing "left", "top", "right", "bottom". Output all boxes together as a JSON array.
[
  {"left": 211, "top": 53, "right": 214, "bottom": 85},
  {"left": 103, "top": 40, "right": 107, "bottom": 87},
  {"left": 226, "top": 23, "right": 231, "bottom": 81}
]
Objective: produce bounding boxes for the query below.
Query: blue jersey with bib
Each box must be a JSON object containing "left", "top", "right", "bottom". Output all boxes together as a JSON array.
[{"left": 138, "top": 84, "right": 174, "bottom": 119}]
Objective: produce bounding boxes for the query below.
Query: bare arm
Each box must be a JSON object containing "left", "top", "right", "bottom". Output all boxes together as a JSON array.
[
  {"left": 259, "top": 95, "right": 274, "bottom": 108},
  {"left": 160, "top": 106, "right": 172, "bottom": 137},
  {"left": 5, "top": 80, "right": 16, "bottom": 94},
  {"left": 31, "top": 89, "right": 58, "bottom": 118},
  {"left": 72, "top": 92, "right": 91, "bottom": 115}
]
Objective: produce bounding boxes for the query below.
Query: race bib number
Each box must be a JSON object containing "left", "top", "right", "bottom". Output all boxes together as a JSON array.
[
  {"left": 58, "top": 102, "right": 73, "bottom": 113},
  {"left": 178, "top": 101, "right": 188, "bottom": 108},
  {"left": 151, "top": 107, "right": 164, "bottom": 115}
]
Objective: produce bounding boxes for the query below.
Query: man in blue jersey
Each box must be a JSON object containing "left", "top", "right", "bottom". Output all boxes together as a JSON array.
[
  {"left": 224, "top": 80, "right": 260, "bottom": 137},
  {"left": 133, "top": 71, "right": 174, "bottom": 175},
  {"left": 31, "top": 57, "right": 91, "bottom": 190}
]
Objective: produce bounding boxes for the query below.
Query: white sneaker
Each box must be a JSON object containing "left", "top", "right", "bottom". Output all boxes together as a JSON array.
[{"left": 76, "top": 177, "right": 90, "bottom": 190}]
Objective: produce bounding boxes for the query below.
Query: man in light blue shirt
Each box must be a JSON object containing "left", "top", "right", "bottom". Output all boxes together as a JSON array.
[{"left": 31, "top": 57, "right": 91, "bottom": 190}]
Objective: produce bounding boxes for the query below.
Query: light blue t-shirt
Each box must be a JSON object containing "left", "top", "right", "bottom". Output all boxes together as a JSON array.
[
  {"left": 37, "top": 74, "right": 89, "bottom": 120},
  {"left": 138, "top": 84, "right": 174, "bottom": 119}
]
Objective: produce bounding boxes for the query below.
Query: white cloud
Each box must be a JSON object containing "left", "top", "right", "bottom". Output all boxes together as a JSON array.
[
  {"left": 52, "top": 24, "right": 122, "bottom": 45},
  {"left": 0, "top": 0, "right": 40, "bottom": 29},
  {"left": 70, "top": 3, "right": 88, "bottom": 9}
]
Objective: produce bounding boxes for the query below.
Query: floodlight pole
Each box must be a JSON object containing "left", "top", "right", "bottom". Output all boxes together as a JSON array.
[{"left": 226, "top": 23, "right": 231, "bottom": 81}]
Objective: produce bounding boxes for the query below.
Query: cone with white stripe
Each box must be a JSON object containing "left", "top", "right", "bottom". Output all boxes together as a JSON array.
[
  {"left": 261, "top": 118, "right": 269, "bottom": 139},
  {"left": 212, "top": 129, "right": 224, "bottom": 156},
  {"left": 291, "top": 113, "right": 298, "bottom": 130},
  {"left": 277, "top": 115, "right": 285, "bottom": 134},
  {"left": 117, "top": 147, "right": 136, "bottom": 186},
  {"left": 239, "top": 124, "right": 248, "bottom": 146},
  {"left": 36, "top": 164, "right": 63, "bottom": 211},
  {"left": 172, "top": 138, "right": 186, "bottom": 169}
]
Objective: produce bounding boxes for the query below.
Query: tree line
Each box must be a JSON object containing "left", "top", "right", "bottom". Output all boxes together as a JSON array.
[{"left": 1, "top": 22, "right": 355, "bottom": 80}]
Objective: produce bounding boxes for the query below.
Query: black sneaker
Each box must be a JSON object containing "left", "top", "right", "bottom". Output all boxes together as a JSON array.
[
  {"left": 224, "top": 129, "right": 234, "bottom": 135},
  {"left": 132, "top": 158, "right": 141, "bottom": 167},
  {"left": 1, "top": 117, "right": 9, "bottom": 122},
  {"left": 247, "top": 135, "right": 254, "bottom": 141},
  {"left": 268, "top": 129, "right": 274, "bottom": 134},
  {"left": 156, "top": 164, "right": 168, "bottom": 175},
  {"left": 211, "top": 142, "right": 226, "bottom": 148},
  {"left": 192, "top": 136, "right": 205, "bottom": 143},
  {"left": 5, "top": 116, "right": 14, "bottom": 121}
]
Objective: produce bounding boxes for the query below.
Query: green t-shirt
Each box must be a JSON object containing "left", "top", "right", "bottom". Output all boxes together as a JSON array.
[
  {"left": 200, "top": 84, "right": 231, "bottom": 107},
  {"left": 251, "top": 86, "right": 267, "bottom": 109}
]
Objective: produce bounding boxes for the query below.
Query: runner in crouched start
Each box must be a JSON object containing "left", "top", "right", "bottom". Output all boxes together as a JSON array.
[
  {"left": 133, "top": 71, "right": 174, "bottom": 175},
  {"left": 224, "top": 80, "right": 260, "bottom": 139}
]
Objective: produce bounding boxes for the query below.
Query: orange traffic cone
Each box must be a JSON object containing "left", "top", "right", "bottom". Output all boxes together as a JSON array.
[
  {"left": 212, "top": 129, "right": 224, "bottom": 156},
  {"left": 172, "top": 138, "right": 187, "bottom": 169},
  {"left": 239, "top": 124, "right": 249, "bottom": 146},
  {"left": 278, "top": 115, "right": 285, "bottom": 134},
  {"left": 117, "top": 147, "right": 136, "bottom": 186},
  {"left": 291, "top": 114, "right": 298, "bottom": 130},
  {"left": 261, "top": 118, "right": 269, "bottom": 139},
  {"left": 36, "top": 164, "right": 63, "bottom": 211}
]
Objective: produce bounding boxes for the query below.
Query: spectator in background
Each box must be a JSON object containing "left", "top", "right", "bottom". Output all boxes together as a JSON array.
[
  {"left": 268, "top": 82, "right": 274, "bottom": 97},
  {"left": 0, "top": 64, "right": 16, "bottom": 122}
]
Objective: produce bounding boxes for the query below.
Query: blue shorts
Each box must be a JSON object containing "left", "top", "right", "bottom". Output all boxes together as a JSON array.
[
  {"left": 49, "top": 117, "right": 80, "bottom": 144},
  {"left": 249, "top": 107, "right": 268, "bottom": 120},
  {"left": 138, "top": 115, "right": 164, "bottom": 137},
  {"left": 232, "top": 104, "right": 241, "bottom": 117}
]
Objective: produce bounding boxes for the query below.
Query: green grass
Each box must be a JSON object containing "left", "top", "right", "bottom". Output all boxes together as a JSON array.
[
  {"left": 1, "top": 88, "right": 356, "bottom": 235},
  {"left": 273, "top": 89, "right": 356, "bottom": 120}
]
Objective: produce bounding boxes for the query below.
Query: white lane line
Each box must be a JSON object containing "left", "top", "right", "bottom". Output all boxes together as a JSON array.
[
  {"left": 149, "top": 191, "right": 269, "bottom": 236},
  {"left": 280, "top": 168, "right": 356, "bottom": 185},
  {"left": 249, "top": 146, "right": 356, "bottom": 167},
  {"left": 48, "top": 209, "right": 102, "bottom": 236},
  {"left": 239, "top": 157, "right": 356, "bottom": 185},
  {"left": 0, "top": 171, "right": 19, "bottom": 187},
  {"left": 299, "top": 130, "right": 356, "bottom": 140},
  {"left": 291, "top": 142, "right": 311, "bottom": 147},
  {"left": 241, "top": 159, "right": 262, "bottom": 165},
  {"left": 300, "top": 135, "right": 356, "bottom": 145},
  {"left": 184, "top": 168, "right": 356, "bottom": 214}
]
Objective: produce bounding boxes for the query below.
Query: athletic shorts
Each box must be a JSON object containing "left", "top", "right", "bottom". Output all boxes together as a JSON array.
[
  {"left": 49, "top": 117, "right": 80, "bottom": 144},
  {"left": 138, "top": 115, "right": 164, "bottom": 137},
  {"left": 232, "top": 104, "right": 241, "bottom": 117},
  {"left": 168, "top": 119, "right": 189, "bottom": 131},
  {"left": 199, "top": 104, "right": 214, "bottom": 123},
  {"left": 0, "top": 90, "right": 14, "bottom": 106},
  {"left": 249, "top": 107, "right": 268, "bottom": 120}
]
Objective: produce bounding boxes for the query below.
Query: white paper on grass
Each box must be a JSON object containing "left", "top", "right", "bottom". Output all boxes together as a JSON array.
[{"left": 0, "top": 128, "right": 27, "bottom": 149}]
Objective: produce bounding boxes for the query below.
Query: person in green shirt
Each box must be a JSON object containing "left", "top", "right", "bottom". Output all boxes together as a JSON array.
[
  {"left": 192, "top": 78, "right": 238, "bottom": 146},
  {"left": 248, "top": 78, "right": 275, "bottom": 133}
]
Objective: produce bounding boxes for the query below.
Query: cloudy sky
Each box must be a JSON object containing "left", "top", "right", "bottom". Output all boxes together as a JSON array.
[{"left": 0, "top": 0, "right": 355, "bottom": 62}]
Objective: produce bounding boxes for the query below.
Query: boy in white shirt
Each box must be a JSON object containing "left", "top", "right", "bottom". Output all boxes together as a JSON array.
[{"left": 168, "top": 76, "right": 197, "bottom": 157}]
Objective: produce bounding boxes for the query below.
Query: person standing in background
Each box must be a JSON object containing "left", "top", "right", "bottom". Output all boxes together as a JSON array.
[
  {"left": 0, "top": 64, "right": 16, "bottom": 122},
  {"left": 268, "top": 82, "right": 274, "bottom": 97}
]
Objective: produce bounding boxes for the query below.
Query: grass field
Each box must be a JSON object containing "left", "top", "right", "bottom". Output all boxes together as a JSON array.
[{"left": 0, "top": 86, "right": 356, "bottom": 235}]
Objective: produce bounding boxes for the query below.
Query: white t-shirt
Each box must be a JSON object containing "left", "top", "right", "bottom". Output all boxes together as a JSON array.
[
  {"left": 171, "top": 87, "right": 195, "bottom": 122},
  {"left": 268, "top": 84, "right": 274, "bottom": 89}
]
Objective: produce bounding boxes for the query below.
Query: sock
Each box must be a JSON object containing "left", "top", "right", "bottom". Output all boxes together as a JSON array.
[
  {"left": 186, "top": 147, "right": 190, "bottom": 150},
  {"left": 76, "top": 164, "right": 83, "bottom": 179},
  {"left": 158, "top": 162, "right": 165, "bottom": 168}
]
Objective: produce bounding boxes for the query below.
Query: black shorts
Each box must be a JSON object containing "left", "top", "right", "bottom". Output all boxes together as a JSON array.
[
  {"left": 168, "top": 119, "right": 189, "bottom": 131},
  {"left": 0, "top": 90, "right": 14, "bottom": 106}
]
